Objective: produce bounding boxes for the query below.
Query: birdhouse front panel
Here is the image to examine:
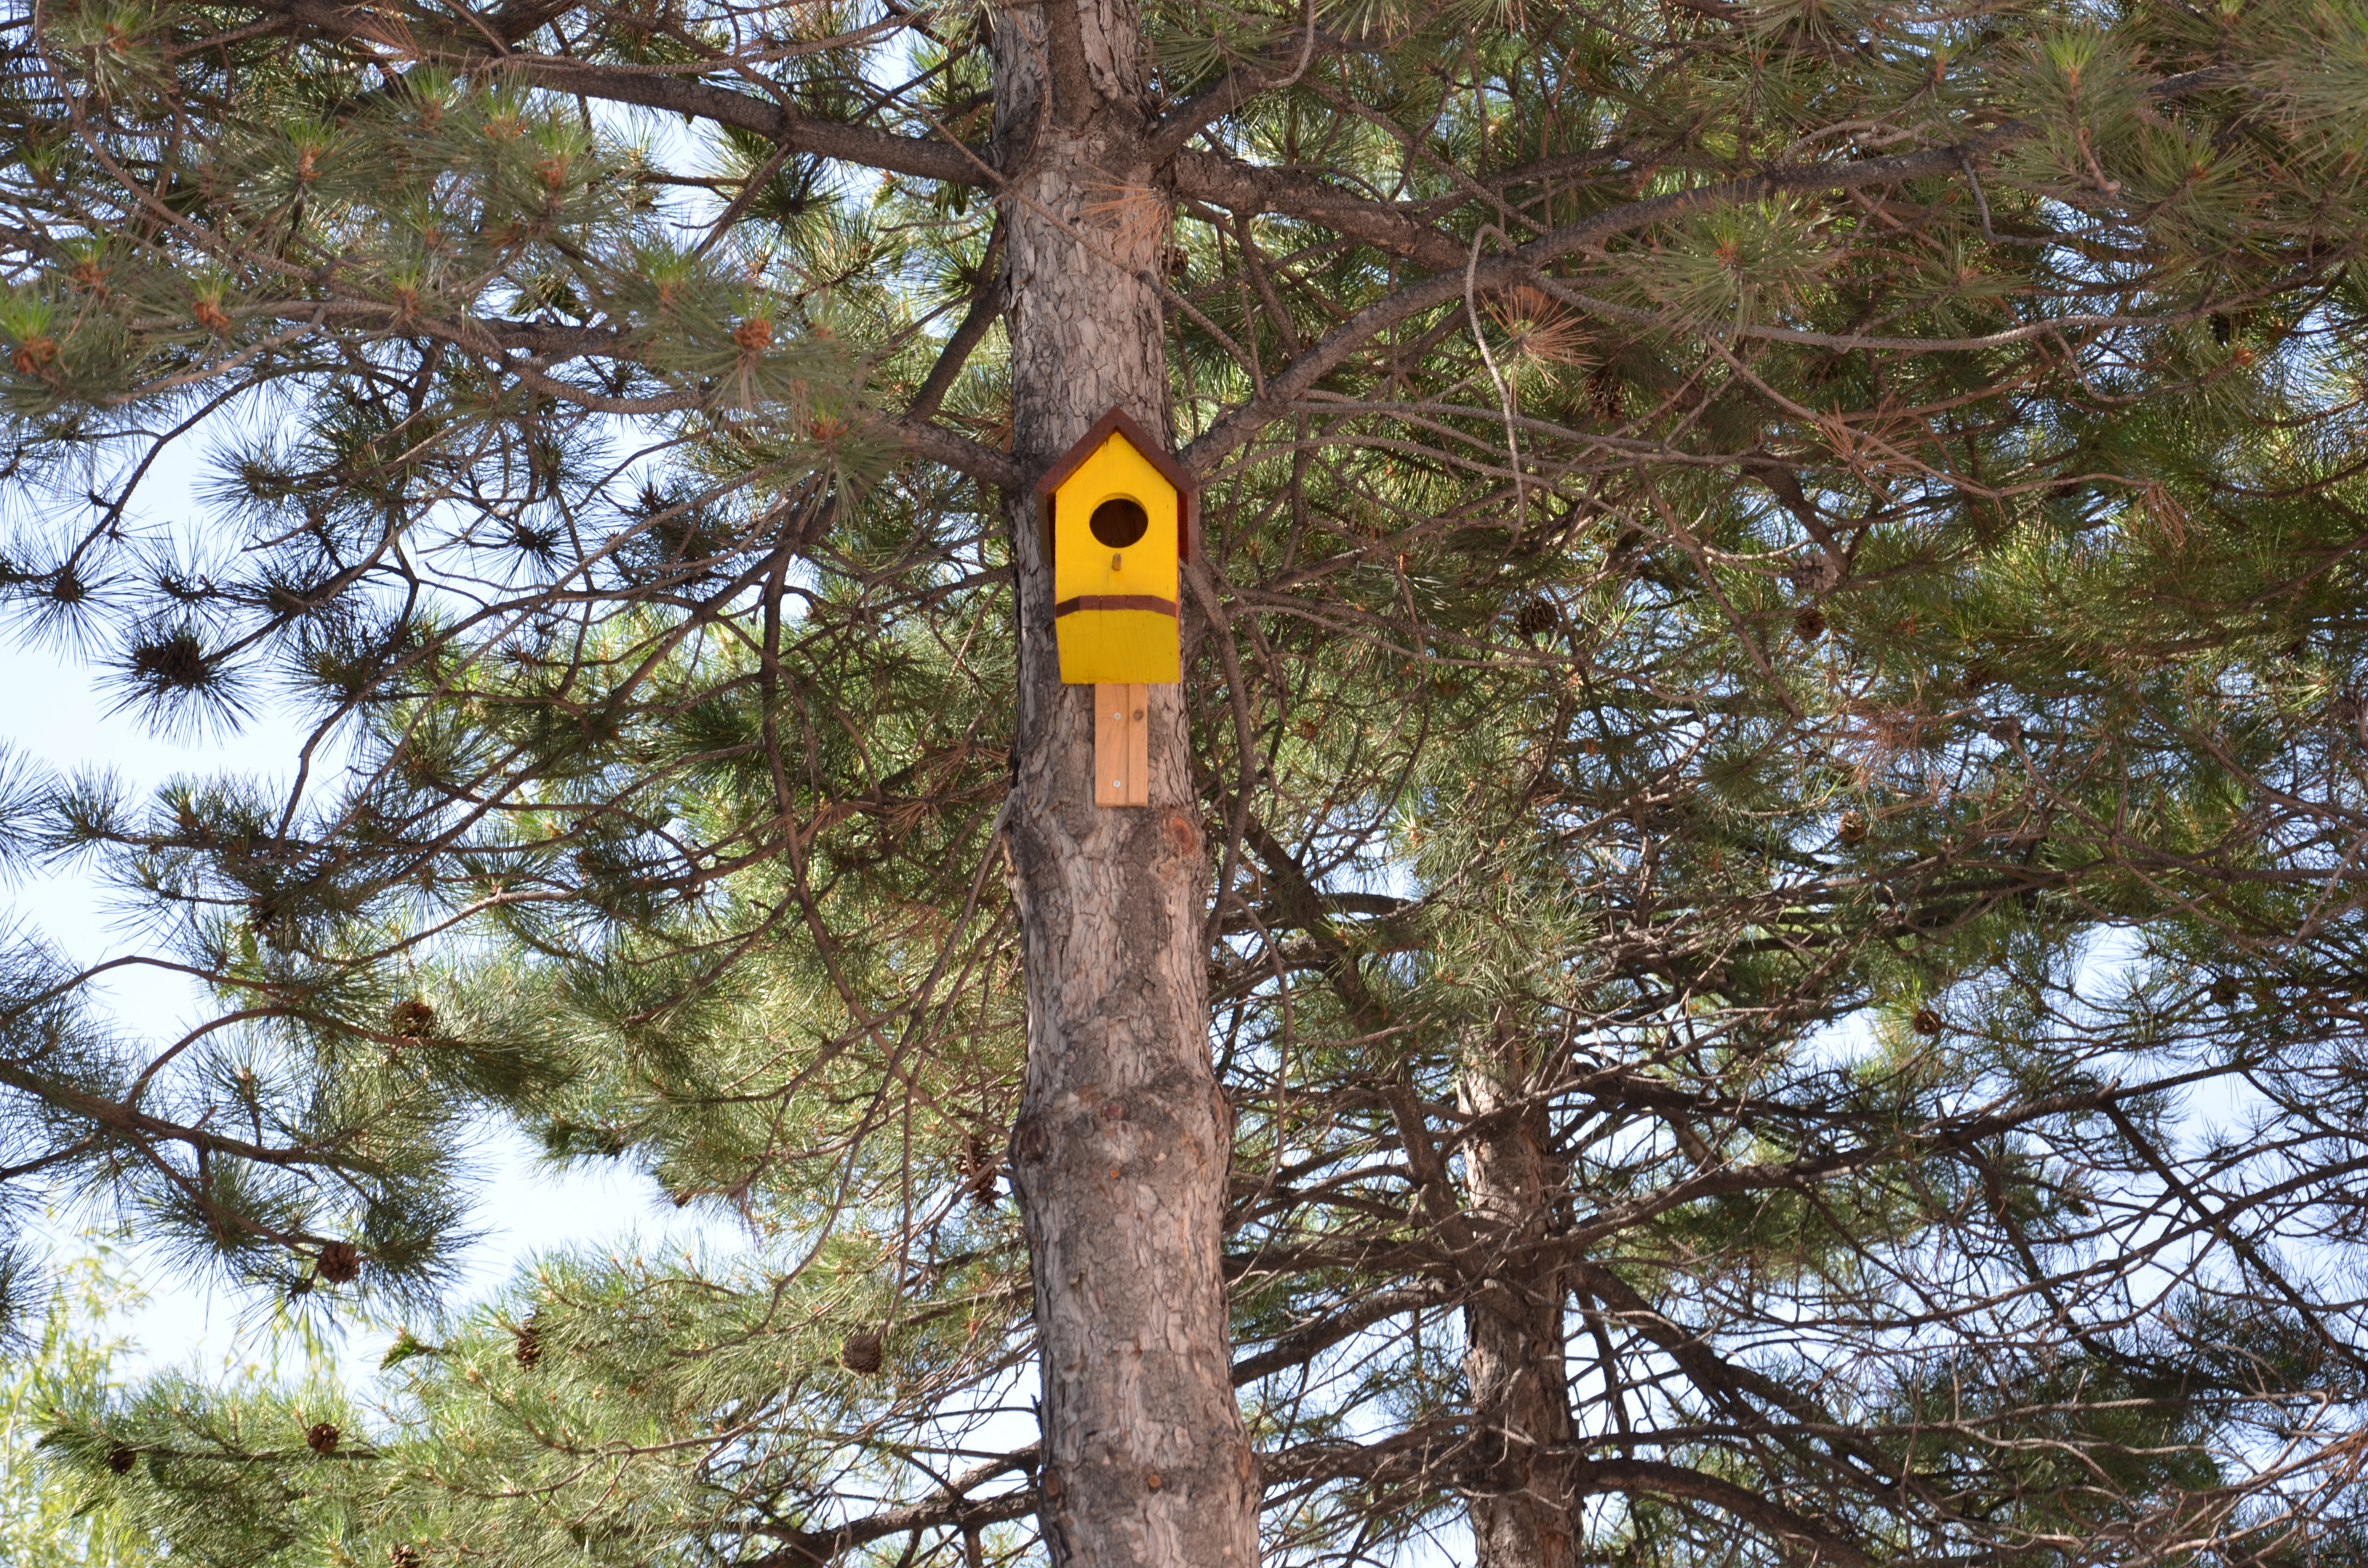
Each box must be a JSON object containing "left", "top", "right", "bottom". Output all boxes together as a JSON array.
[{"left": 1048, "top": 424, "right": 1184, "bottom": 686}]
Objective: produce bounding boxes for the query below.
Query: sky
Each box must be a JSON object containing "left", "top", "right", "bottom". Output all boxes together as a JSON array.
[
  {"left": 0, "top": 459, "right": 732, "bottom": 1396},
  {"left": 0, "top": 81, "right": 858, "bottom": 1395}
]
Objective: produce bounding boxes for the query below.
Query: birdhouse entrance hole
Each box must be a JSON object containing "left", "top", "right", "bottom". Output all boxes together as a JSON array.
[{"left": 1090, "top": 498, "right": 1149, "bottom": 548}]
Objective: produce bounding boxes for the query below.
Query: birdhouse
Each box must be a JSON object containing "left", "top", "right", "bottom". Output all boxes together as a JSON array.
[
  {"left": 1036, "top": 407, "right": 1194, "bottom": 687},
  {"left": 1036, "top": 409, "right": 1196, "bottom": 808}
]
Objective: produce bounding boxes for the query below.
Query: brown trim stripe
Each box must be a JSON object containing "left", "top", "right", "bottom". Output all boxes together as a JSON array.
[{"left": 1054, "top": 594, "right": 1179, "bottom": 618}]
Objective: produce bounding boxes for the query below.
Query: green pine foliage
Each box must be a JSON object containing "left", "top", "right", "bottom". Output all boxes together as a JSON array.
[
  {"left": 0, "top": 1242, "right": 160, "bottom": 1567},
  {"left": 4, "top": 0, "right": 2368, "bottom": 1562}
]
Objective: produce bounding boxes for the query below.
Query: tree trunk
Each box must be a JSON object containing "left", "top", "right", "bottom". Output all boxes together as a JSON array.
[
  {"left": 1463, "top": 1049, "right": 1578, "bottom": 1568},
  {"left": 993, "top": 5, "right": 1260, "bottom": 1568}
]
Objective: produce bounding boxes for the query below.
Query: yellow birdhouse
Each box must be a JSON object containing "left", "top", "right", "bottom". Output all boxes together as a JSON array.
[{"left": 1037, "top": 408, "right": 1194, "bottom": 687}]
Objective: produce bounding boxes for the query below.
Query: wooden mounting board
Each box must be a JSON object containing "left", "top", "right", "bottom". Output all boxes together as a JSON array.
[{"left": 1093, "top": 683, "right": 1150, "bottom": 807}]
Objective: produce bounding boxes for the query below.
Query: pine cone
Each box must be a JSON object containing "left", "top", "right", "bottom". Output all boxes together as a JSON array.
[
  {"left": 1793, "top": 605, "right": 1827, "bottom": 644},
  {"left": 1837, "top": 811, "right": 1867, "bottom": 845},
  {"left": 959, "top": 1132, "right": 1001, "bottom": 1210},
  {"left": 388, "top": 1547, "right": 422, "bottom": 1568},
  {"left": 840, "top": 1332, "right": 884, "bottom": 1374},
  {"left": 305, "top": 1422, "right": 340, "bottom": 1456},
  {"left": 1789, "top": 550, "right": 1842, "bottom": 595},
  {"left": 514, "top": 1313, "right": 542, "bottom": 1370},
  {"left": 389, "top": 998, "right": 436, "bottom": 1040},
  {"left": 2210, "top": 976, "right": 2242, "bottom": 1005},
  {"left": 316, "top": 1241, "right": 361, "bottom": 1285},
  {"left": 107, "top": 1445, "right": 136, "bottom": 1475},
  {"left": 1587, "top": 364, "right": 1624, "bottom": 422},
  {"left": 1912, "top": 1007, "right": 1943, "bottom": 1037},
  {"left": 1515, "top": 597, "right": 1559, "bottom": 638}
]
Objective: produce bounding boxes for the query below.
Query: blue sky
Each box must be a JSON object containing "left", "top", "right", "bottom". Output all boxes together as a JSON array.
[{"left": 2, "top": 564, "right": 732, "bottom": 1393}]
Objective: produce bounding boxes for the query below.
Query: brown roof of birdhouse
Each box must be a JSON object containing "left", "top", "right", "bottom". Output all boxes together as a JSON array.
[{"left": 1034, "top": 407, "right": 1198, "bottom": 501}]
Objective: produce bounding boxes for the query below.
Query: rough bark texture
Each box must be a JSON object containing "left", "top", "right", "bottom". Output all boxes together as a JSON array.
[
  {"left": 1463, "top": 1051, "right": 1578, "bottom": 1568},
  {"left": 994, "top": 5, "right": 1261, "bottom": 1567}
]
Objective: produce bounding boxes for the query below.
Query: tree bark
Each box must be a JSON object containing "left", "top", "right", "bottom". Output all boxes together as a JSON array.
[
  {"left": 993, "top": 5, "right": 1260, "bottom": 1568},
  {"left": 1462, "top": 1043, "right": 1578, "bottom": 1568}
]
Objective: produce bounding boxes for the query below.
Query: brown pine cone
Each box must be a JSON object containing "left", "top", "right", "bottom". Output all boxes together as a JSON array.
[
  {"left": 305, "top": 1422, "right": 340, "bottom": 1455},
  {"left": 840, "top": 1332, "right": 884, "bottom": 1374},
  {"left": 316, "top": 1241, "right": 361, "bottom": 1284}
]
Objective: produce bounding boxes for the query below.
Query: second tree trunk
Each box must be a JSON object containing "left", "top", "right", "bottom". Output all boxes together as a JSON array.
[{"left": 1463, "top": 1050, "right": 1578, "bottom": 1568}]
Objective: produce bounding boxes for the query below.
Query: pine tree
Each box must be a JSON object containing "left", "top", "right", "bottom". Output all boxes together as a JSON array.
[
  {"left": 0, "top": 1244, "right": 158, "bottom": 1567},
  {"left": 5, "top": 0, "right": 2368, "bottom": 1565}
]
